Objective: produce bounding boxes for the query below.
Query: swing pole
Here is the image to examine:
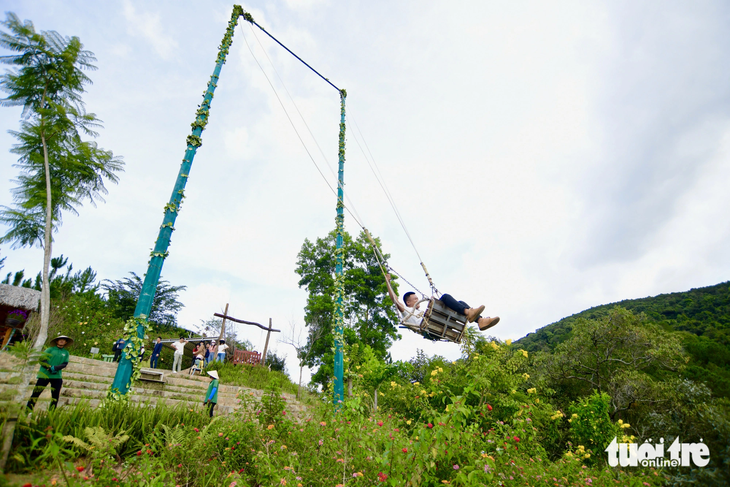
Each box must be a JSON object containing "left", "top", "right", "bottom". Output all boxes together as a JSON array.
[
  {"left": 109, "top": 6, "right": 245, "bottom": 398},
  {"left": 333, "top": 90, "right": 347, "bottom": 408}
]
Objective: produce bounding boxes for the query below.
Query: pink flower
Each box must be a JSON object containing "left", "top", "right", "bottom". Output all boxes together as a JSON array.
[
  {"left": 513, "top": 436, "right": 520, "bottom": 442},
  {"left": 427, "top": 423, "right": 433, "bottom": 428},
  {"left": 378, "top": 472, "right": 388, "bottom": 482},
  {"left": 377, "top": 421, "right": 383, "bottom": 426},
  {"left": 453, "top": 464, "right": 459, "bottom": 470},
  {"left": 487, "top": 404, "right": 493, "bottom": 411}
]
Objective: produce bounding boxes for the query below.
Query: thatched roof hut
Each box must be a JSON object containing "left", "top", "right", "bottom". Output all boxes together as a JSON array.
[{"left": 0, "top": 284, "right": 41, "bottom": 311}]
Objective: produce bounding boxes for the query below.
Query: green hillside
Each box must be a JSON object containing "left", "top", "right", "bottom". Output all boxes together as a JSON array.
[{"left": 517, "top": 281, "right": 730, "bottom": 397}]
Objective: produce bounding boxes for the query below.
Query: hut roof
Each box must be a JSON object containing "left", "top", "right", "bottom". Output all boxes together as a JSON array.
[{"left": 0, "top": 284, "right": 41, "bottom": 311}]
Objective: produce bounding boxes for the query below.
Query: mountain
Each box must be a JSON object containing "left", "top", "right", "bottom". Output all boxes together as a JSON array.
[{"left": 517, "top": 281, "right": 730, "bottom": 397}]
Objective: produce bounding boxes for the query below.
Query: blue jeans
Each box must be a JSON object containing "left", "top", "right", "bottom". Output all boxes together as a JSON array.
[
  {"left": 216, "top": 352, "right": 225, "bottom": 362},
  {"left": 150, "top": 354, "right": 160, "bottom": 368},
  {"left": 440, "top": 294, "right": 482, "bottom": 320}
]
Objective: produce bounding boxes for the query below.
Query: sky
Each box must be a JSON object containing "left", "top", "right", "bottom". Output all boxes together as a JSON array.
[{"left": 1, "top": 1, "right": 729, "bottom": 385}]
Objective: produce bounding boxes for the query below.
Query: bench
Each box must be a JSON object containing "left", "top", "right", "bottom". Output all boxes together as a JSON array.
[
  {"left": 101, "top": 354, "right": 115, "bottom": 362},
  {"left": 232, "top": 350, "right": 261, "bottom": 365},
  {"left": 138, "top": 368, "right": 165, "bottom": 383}
]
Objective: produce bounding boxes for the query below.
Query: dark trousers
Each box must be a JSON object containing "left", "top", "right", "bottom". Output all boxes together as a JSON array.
[
  {"left": 150, "top": 354, "right": 160, "bottom": 368},
  {"left": 440, "top": 294, "right": 482, "bottom": 321},
  {"left": 207, "top": 402, "right": 216, "bottom": 417},
  {"left": 26, "top": 378, "right": 63, "bottom": 411},
  {"left": 113, "top": 350, "right": 122, "bottom": 362}
]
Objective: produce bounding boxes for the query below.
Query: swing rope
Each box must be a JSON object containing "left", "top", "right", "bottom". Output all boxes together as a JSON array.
[{"left": 241, "top": 15, "right": 438, "bottom": 297}]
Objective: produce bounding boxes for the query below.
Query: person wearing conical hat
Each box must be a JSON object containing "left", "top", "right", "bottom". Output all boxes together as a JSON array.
[
  {"left": 26, "top": 335, "right": 73, "bottom": 412},
  {"left": 203, "top": 369, "right": 220, "bottom": 418}
]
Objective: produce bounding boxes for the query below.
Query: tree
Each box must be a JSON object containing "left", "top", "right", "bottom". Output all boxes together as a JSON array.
[
  {"left": 0, "top": 13, "right": 124, "bottom": 350},
  {"left": 103, "top": 272, "right": 185, "bottom": 327},
  {"left": 537, "top": 307, "right": 686, "bottom": 415},
  {"left": 198, "top": 317, "right": 252, "bottom": 351},
  {"left": 295, "top": 228, "right": 400, "bottom": 388},
  {"left": 281, "top": 319, "right": 326, "bottom": 399}
]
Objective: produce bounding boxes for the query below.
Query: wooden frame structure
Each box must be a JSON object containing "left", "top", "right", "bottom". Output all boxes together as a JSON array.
[{"left": 401, "top": 298, "right": 468, "bottom": 343}]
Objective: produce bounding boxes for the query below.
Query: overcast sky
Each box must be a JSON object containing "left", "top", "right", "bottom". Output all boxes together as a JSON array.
[{"left": 1, "top": 1, "right": 729, "bottom": 384}]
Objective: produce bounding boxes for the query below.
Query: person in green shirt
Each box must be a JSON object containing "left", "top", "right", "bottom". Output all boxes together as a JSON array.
[
  {"left": 203, "top": 370, "right": 219, "bottom": 417},
  {"left": 26, "top": 335, "right": 72, "bottom": 412}
]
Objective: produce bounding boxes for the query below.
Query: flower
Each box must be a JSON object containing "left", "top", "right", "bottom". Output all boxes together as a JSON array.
[
  {"left": 268, "top": 424, "right": 275, "bottom": 430},
  {"left": 427, "top": 423, "right": 433, "bottom": 428},
  {"left": 453, "top": 464, "right": 459, "bottom": 470},
  {"left": 320, "top": 421, "right": 327, "bottom": 426},
  {"left": 527, "top": 388, "right": 537, "bottom": 394},
  {"left": 513, "top": 436, "right": 520, "bottom": 442},
  {"left": 377, "top": 421, "right": 383, "bottom": 426},
  {"left": 137, "top": 451, "right": 142, "bottom": 456},
  {"left": 522, "top": 350, "right": 528, "bottom": 358},
  {"left": 431, "top": 370, "right": 438, "bottom": 376},
  {"left": 378, "top": 472, "right": 388, "bottom": 482},
  {"left": 487, "top": 404, "right": 493, "bottom": 411},
  {"left": 353, "top": 472, "right": 363, "bottom": 477},
  {"left": 218, "top": 433, "right": 224, "bottom": 437},
  {"left": 505, "top": 339, "right": 512, "bottom": 345}
]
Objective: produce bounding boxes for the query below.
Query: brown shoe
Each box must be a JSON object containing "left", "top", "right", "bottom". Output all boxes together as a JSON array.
[
  {"left": 465, "top": 305, "right": 485, "bottom": 322},
  {"left": 478, "top": 316, "right": 500, "bottom": 331}
]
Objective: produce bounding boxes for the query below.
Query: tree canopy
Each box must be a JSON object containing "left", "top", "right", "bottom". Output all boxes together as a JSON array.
[{"left": 295, "top": 228, "right": 400, "bottom": 388}]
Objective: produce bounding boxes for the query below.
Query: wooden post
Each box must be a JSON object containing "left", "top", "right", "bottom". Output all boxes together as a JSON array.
[
  {"left": 217, "top": 303, "right": 229, "bottom": 344},
  {"left": 261, "top": 318, "right": 272, "bottom": 367}
]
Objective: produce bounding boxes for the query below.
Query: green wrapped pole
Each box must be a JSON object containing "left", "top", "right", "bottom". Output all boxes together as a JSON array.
[
  {"left": 333, "top": 90, "right": 347, "bottom": 407},
  {"left": 109, "top": 6, "right": 245, "bottom": 398}
]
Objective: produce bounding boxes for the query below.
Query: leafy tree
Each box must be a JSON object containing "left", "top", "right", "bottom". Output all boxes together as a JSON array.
[
  {"left": 537, "top": 307, "right": 686, "bottom": 416},
  {"left": 295, "top": 228, "right": 400, "bottom": 388},
  {"left": 265, "top": 350, "right": 287, "bottom": 374},
  {"left": 0, "top": 13, "right": 123, "bottom": 350},
  {"left": 198, "top": 317, "right": 252, "bottom": 352},
  {"left": 103, "top": 272, "right": 185, "bottom": 327}
]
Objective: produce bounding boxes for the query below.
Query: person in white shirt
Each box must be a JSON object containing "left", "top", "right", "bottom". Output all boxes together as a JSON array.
[
  {"left": 217, "top": 340, "right": 229, "bottom": 362},
  {"left": 171, "top": 337, "right": 187, "bottom": 373},
  {"left": 384, "top": 273, "right": 500, "bottom": 337}
]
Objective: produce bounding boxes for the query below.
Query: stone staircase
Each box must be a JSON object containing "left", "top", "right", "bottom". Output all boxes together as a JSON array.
[{"left": 0, "top": 352, "right": 308, "bottom": 417}]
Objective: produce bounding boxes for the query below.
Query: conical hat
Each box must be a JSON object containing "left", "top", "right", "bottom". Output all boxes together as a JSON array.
[
  {"left": 50, "top": 335, "right": 74, "bottom": 346},
  {"left": 207, "top": 370, "right": 219, "bottom": 380}
]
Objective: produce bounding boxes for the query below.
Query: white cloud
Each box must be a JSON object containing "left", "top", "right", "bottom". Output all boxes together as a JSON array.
[{"left": 121, "top": 0, "right": 178, "bottom": 59}]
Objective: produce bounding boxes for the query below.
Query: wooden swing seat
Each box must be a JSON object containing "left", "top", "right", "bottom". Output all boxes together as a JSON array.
[{"left": 401, "top": 298, "right": 468, "bottom": 344}]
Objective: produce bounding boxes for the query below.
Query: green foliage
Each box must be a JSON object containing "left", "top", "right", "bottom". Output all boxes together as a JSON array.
[
  {"left": 204, "top": 361, "right": 299, "bottom": 396},
  {"left": 567, "top": 391, "right": 620, "bottom": 462},
  {"left": 103, "top": 272, "right": 186, "bottom": 327},
  {"left": 519, "top": 281, "right": 730, "bottom": 398},
  {"left": 295, "top": 228, "right": 399, "bottom": 387}
]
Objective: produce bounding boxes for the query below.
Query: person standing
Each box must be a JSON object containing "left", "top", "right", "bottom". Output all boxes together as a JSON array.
[
  {"left": 26, "top": 335, "right": 72, "bottom": 411},
  {"left": 150, "top": 337, "right": 163, "bottom": 368},
  {"left": 112, "top": 337, "right": 125, "bottom": 362},
  {"left": 216, "top": 340, "right": 229, "bottom": 362},
  {"left": 203, "top": 370, "right": 219, "bottom": 417},
  {"left": 206, "top": 340, "right": 217, "bottom": 366},
  {"left": 171, "top": 337, "right": 187, "bottom": 373}
]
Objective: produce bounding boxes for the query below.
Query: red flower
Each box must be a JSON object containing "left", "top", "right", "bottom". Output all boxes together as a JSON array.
[
  {"left": 75, "top": 465, "right": 84, "bottom": 472},
  {"left": 378, "top": 472, "right": 388, "bottom": 482},
  {"left": 487, "top": 404, "right": 493, "bottom": 411},
  {"left": 377, "top": 421, "right": 383, "bottom": 426},
  {"left": 514, "top": 436, "right": 520, "bottom": 442},
  {"left": 137, "top": 451, "right": 142, "bottom": 456},
  {"left": 22, "top": 484, "right": 32, "bottom": 487},
  {"left": 402, "top": 447, "right": 408, "bottom": 453},
  {"left": 427, "top": 423, "right": 433, "bottom": 428},
  {"left": 438, "top": 422, "right": 446, "bottom": 426}
]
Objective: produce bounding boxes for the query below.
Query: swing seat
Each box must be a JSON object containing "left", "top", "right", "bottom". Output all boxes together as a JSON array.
[{"left": 401, "top": 298, "right": 468, "bottom": 343}]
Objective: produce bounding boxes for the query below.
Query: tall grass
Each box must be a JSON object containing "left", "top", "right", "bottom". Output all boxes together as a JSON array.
[{"left": 9, "top": 400, "right": 209, "bottom": 471}]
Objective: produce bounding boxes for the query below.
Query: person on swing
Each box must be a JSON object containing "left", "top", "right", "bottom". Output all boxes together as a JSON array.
[{"left": 384, "top": 273, "right": 500, "bottom": 331}]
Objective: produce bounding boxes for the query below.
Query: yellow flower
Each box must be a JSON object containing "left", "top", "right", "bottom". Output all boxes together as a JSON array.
[
  {"left": 511, "top": 389, "right": 516, "bottom": 394},
  {"left": 505, "top": 339, "right": 512, "bottom": 346},
  {"left": 414, "top": 382, "right": 420, "bottom": 386},
  {"left": 431, "top": 370, "right": 438, "bottom": 376},
  {"left": 527, "top": 388, "right": 536, "bottom": 394},
  {"left": 572, "top": 413, "right": 578, "bottom": 418},
  {"left": 521, "top": 350, "right": 528, "bottom": 358},
  {"left": 406, "top": 420, "right": 412, "bottom": 425},
  {"left": 438, "top": 367, "right": 443, "bottom": 372},
  {"left": 490, "top": 341, "right": 498, "bottom": 349},
  {"left": 621, "top": 423, "right": 631, "bottom": 429},
  {"left": 584, "top": 453, "right": 591, "bottom": 459},
  {"left": 390, "top": 381, "right": 397, "bottom": 387},
  {"left": 421, "top": 390, "right": 428, "bottom": 395},
  {"left": 522, "top": 373, "right": 530, "bottom": 380},
  {"left": 617, "top": 419, "right": 623, "bottom": 425}
]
